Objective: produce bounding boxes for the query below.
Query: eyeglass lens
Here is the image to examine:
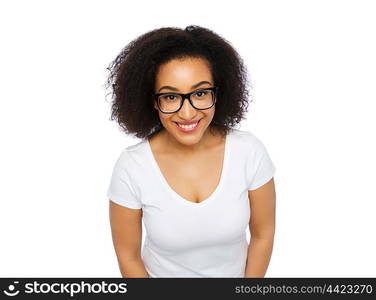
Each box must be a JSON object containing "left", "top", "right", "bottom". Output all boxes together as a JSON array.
[{"left": 158, "top": 89, "right": 214, "bottom": 113}]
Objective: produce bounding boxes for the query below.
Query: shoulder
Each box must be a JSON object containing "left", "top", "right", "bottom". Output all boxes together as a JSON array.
[
  {"left": 113, "top": 138, "right": 149, "bottom": 171},
  {"left": 229, "top": 128, "right": 265, "bottom": 153},
  {"left": 124, "top": 138, "right": 147, "bottom": 153}
]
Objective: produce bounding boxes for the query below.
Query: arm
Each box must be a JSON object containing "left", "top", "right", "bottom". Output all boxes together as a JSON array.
[
  {"left": 109, "top": 200, "right": 149, "bottom": 278},
  {"left": 245, "top": 178, "right": 276, "bottom": 277}
]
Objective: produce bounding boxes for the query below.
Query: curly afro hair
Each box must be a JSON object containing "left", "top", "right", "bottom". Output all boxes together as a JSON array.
[{"left": 105, "top": 25, "right": 251, "bottom": 139}]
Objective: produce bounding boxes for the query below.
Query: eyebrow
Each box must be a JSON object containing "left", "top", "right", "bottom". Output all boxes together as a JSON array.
[{"left": 157, "top": 81, "right": 212, "bottom": 93}]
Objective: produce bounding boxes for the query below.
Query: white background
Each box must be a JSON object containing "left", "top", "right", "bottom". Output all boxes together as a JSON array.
[{"left": 1, "top": 0, "right": 375, "bottom": 277}]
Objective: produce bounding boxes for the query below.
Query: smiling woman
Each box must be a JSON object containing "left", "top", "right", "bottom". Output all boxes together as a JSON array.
[{"left": 105, "top": 25, "right": 276, "bottom": 278}]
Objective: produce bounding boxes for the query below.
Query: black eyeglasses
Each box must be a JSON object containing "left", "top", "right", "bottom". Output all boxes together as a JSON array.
[{"left": 153, "top": 87, "right": 217, "bottom": 114}]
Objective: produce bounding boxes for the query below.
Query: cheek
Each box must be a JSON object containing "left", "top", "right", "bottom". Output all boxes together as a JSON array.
[
  {"left": 205, "top": 106, "right": 215, "bottom": 119},
  {"left": 158, "top": 112, "right": 172, "bottom": 123}
]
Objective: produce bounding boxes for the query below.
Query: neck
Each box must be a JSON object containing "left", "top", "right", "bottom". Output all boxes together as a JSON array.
[{"left": 160, "top": 127, "right": 219, "bottom": 156}]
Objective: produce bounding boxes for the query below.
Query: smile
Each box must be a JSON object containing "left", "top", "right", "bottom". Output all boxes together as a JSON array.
[{"left": 174, "top": 119, "right": 201, "bottom": 132}]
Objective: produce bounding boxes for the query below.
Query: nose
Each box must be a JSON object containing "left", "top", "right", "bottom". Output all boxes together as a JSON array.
[{"left": 178, "top": 97, "right": 197, "bottom": 118}]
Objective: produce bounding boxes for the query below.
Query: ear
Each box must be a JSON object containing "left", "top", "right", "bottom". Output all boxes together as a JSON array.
[{"left": 153, "top": 99, "right": 159, "bottom": 111}]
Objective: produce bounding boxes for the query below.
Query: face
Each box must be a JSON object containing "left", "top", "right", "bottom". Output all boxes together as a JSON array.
[{"left": 153, "top": 57, "right": 216, "bottom": 147}]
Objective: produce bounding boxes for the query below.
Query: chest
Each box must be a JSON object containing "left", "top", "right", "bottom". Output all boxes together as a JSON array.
[{"left": 154, "top": 147, "right": 225, "bottom": 204}]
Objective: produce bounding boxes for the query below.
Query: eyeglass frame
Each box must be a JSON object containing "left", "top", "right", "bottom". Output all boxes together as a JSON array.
[{"left": 152, "top": 86, "right": 218, "bottom": 114}]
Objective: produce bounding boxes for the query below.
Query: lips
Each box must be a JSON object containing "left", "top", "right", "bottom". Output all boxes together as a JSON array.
[
  {"left": 174, "top": 119, "right": 201, "bottom": 132},
  {"left": 174, "top": 119, "right": 201, "bottom": 126}
]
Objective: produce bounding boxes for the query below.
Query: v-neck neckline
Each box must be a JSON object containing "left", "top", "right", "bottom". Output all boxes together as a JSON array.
[{"left": 145, "top": 130, "right": 232, "bottom": 207}]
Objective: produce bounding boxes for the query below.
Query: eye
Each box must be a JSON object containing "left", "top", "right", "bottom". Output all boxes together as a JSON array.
[
  {"left": 161, "top": 94, "right": 178, "bottom": 101},
  {"left": 194, "top": 90, "right": 207, "bottom": 97}
]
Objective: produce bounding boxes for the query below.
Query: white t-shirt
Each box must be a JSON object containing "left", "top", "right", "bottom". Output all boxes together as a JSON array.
[{"left": 106, "top": 128, "right": 276, "bottom": 278}]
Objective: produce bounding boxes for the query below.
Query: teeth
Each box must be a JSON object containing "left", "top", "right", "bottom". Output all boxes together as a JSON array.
[{"left": 177, "top": 121, "right": 198, "bottom": 129}]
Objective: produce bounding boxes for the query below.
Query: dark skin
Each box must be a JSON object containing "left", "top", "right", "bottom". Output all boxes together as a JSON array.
[{"left": 109, "top": 56, "right": 276, "bottom": 277}]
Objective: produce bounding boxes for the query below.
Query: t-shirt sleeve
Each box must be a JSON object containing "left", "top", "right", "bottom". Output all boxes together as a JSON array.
[
  {"left": 247, "top": 137, "right": 276, "bottom": 191},
  {"left": 106, "top": 151, "right": 142, "bottom": 209}
]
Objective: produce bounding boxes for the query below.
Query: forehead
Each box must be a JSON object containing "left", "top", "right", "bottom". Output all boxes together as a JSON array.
[{"left": 155, "top": 57, "right": 213, "bottom": 86}]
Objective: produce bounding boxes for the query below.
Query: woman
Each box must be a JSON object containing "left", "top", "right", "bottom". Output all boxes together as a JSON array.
[{"left": 106, "top": 25, "right": 276, "bottom": 278}]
